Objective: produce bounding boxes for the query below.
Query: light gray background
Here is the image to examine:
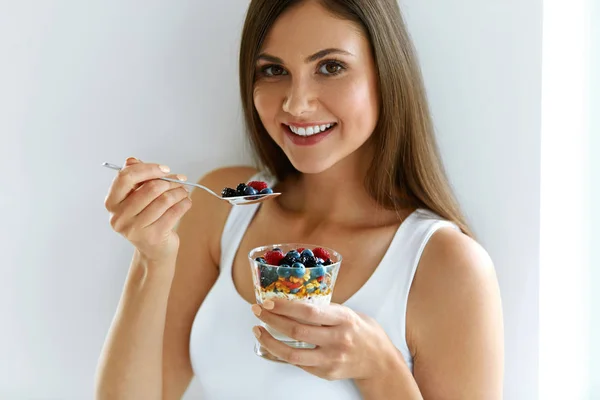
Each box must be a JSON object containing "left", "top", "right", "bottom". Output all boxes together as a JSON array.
[{"left": 0, "top": 0, "right": 544, "bottom": 398}]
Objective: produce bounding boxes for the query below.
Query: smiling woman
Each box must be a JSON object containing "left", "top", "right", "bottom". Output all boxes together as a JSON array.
[{"left": 95, "top": 1, "right": 504, "bottom": 399}]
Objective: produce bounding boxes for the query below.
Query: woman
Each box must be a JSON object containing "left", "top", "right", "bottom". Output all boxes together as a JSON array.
[{"left": 96, "top": 0, "right": 504, "bottom": 399}]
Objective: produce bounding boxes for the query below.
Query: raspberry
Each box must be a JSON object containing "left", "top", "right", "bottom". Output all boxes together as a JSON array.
[
  {"left": 247, "top": 181, "right": 268, "bottom": 191},
  {"left": 313, "top": 247, "right": 330, "bottom": 261},
  {"left": 296, "top": 247, "right": 305, "bottom": 253},
  {"left": 264, "top": 250, "right": 284, "bottom": 266}
]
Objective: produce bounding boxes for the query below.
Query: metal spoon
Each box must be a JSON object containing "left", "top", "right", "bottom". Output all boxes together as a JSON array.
[{"left": 102, "top": 162, "right": 280, "bottom": 205}]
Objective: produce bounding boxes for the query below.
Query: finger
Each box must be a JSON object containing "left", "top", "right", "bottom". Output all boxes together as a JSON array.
[
  {"left": 124, "top": 157, "right": 144, "bottom": 191},
  {"left": 105, "top": 162, "right": 172, "bottom": 209},
  {"left": 252, "top": 326, "right": 321, "bottom": 367},
  {"left": 146, "top": 195, "right": 192, "bottom": 232},
  {"left": 118, "top": 174, "right": 188, "bottom": 218},
  {"left": 262, "top": 299, "right": 350, "bottom": 326},
  {"left": 252, "top": 306, "right": 332, "bottom": 346},
  {"left": 136, "top": 187, "right": 191, "bottom": 228}
]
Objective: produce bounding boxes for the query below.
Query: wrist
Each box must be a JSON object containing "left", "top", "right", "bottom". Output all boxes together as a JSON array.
[
  {"left": 355, "top": 347, "right": 422, "bottom": 400},
  {"left": 131, "top": 249, "right": 177, "bottom": 283}
]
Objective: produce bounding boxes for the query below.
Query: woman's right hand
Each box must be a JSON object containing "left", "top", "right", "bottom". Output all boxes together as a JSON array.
[{"left": 104, "top": 157, "right": 193, "bottom": 263}]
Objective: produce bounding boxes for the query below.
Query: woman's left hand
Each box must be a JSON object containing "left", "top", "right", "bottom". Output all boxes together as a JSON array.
[{"left": 251, "top": 298, "right": 400, "bottom": 381}]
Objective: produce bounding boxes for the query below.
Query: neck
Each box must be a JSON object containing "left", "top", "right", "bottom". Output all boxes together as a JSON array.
[{"left": 278, "top": 147, "right": 393, "bottom": 227}]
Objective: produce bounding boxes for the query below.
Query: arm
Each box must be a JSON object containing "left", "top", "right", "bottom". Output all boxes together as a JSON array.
[
  {"left": 358, "top": 228, "right": 504, "bottom": 399},
  {"left": 95, "top": 165, "right": 256, "bottom": 400}
]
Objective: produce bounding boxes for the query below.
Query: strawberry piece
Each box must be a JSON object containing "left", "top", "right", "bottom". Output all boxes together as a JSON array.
[
  {"left": 247, "top": 181, "right": 268, "bottom": 191},
  {"left": 282, "top": 281, "right": 302, "bottom": 289},
  {"left": 264, "top": 250, "right": 284, "bottom": 266},
  {"left": 313, "top": 247, "right": 330, "bottom": 260},
  {"left": 297, "top": 247, "right": 305, "bottom": 253},
  {"left": 316, "top": 276, "right": 324, "bottom": 282}
]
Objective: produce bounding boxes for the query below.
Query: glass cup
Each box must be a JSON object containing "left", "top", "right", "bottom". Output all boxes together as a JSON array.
[{"left": 248, "top": 243, "right": 342, "bottom": 362}]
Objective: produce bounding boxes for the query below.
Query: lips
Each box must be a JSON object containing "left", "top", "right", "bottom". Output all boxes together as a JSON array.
[{"left": 282, "top": 123, "right": 337, "bottom": 146}]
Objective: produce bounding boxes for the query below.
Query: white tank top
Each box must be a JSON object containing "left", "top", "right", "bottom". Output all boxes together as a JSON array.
[{"left": 189, "top": 172, "right": 459, "bottom": 399}]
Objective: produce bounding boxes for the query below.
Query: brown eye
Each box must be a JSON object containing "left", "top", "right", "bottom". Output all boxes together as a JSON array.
[
  {"left": 319, "top": 62, "right": 344, "bottom": 75},
  {"left": 262, "top": 65, "right": 286, "bottom": 76}
]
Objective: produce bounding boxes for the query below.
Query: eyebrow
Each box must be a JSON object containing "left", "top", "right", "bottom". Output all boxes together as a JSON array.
[{"left": 256, "top": 48, "right": 355, "bottom": 64}]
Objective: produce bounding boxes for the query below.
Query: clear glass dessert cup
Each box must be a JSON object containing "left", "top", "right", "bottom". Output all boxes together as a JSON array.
[{"left": 248, "top": 243, "right": 342, "bottom": 362}]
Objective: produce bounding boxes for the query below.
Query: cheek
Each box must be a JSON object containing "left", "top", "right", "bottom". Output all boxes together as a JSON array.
[
  {"left": 325, "top": 78, "right": 379, "bottom": 133},
  {"left": 253, "top": 84, "right": 281, "bottom": 123}
]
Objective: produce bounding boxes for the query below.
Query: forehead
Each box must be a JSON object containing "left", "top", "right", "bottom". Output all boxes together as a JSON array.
[{"left": 260, "top": 1, "right": 367, "bottom": 60}]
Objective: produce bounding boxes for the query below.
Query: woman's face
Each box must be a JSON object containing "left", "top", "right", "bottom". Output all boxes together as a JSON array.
[{"left": 253, "top": 0, "right": 380, "bottom": 174}]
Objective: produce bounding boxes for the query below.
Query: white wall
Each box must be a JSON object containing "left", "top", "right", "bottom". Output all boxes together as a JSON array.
[
  {"left": 0, "top": 0, "right": 542, "bottom": 398},
  {"left": 590, "top": 0, "right": 599, "bottom": 393}
]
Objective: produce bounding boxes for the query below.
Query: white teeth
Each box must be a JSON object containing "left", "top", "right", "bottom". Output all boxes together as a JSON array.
[{"left": 287, "top": 123, "right": 335, "bottom": 136}]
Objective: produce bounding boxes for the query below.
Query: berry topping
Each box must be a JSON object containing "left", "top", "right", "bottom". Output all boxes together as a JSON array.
[
  {"left": 247, "top": 181, "right": 268, "bottom": 191},
  {"left": 236, "top": 183, "right": 247, "bottom": 196},
  {"left": 259, "top": 265, "right": 278, "bottom": 287},
  {"left": 286, "top": 250, "right": 301, "bottom": 259},
  {"left": 243, "top": 186, "right": 258, "bottom": 196},
  {"left": 221, "top": 187, "right": 237, "bottom": 198},
  {"left": 260, "top": 188, "right": 273, "bottom": 195},
  {"left": 310, "top": 265, "right": 326, "bottom": 279},
  {"left": 277, "top": 265, "right": 292, "bottom": 278},
  {"left": 313, "top": 247, "right": 330, "bottom": 260},
  {"left": 255, "top": 257, "right": 267, "bottom": 264},
  {"left": 291, "top": 262, "right": 306, "bottom": 278},
  {"left": 264, "top": 250, "right": 285, "bottom": 266},
  {"left": 296, "top": 247, "right": 306, "bottom": 253},
  {"left": 300, "top": 249, "right": 314, "bottom": 258}
]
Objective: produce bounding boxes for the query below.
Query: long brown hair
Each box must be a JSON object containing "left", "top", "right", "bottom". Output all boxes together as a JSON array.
[{"left": 239, "top": 0, "right": 473, "bottom": 237}]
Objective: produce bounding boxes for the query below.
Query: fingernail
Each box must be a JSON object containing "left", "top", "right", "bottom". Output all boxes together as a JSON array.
[
  {"left": 159, "top": 165, "right": 170, "bottom": 173},
  {"left": 251, "top": 304, "right": 262, "bottom": 316},
  {"left": 126, "top": 157, "right": 138, "bottom": 163},
  {"left": 263, "top": 300, "right": 274, "bottom": 310},
  {"left": 252, "top": 326, "right": 261, "bottom": 339},
  {"left": 176, "top": 174, "right": 187, "bottom": 181}
]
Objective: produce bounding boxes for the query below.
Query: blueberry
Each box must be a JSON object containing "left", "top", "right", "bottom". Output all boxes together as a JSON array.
[
  {"left": 320, "top": 283, "right": 328, "bottom": 292},
  {"left": 255, "top": 257, "right": 267, "bottom": 265},
  {"left": 315, "top": 258, "right": 324, "bottom": 265},
  {"left": 278, "top": 257, "right": 291, "bottom": 266},
  {"left": 277, "top": 265, "right": 292, "bottom": 278},
  {"left": 323, "top": 258, "right": 332, "bottom": 266},
  {"left": 306, "top": 286, "right": 316, "bottom": 293},
  {"left": 243, "top": 186, "right": 258, "bottom": 196},
  {"left": 221, "top": 187, "right": 237, "bottom": 198},
  {"left": 291, "top": 262, "right": 306, "bottom": 278},
  {"left": 286, "top": 250, "right": 301, "bottom": 259},
  {"left": 273, "top": 247, "right": 282, "bottom": 252},
  {"left": 310, "top": 265, "right": 326, "bottom": 279},
  {"left": 282, "top": 252, "right": 299, "bottom": 265},
  {"left": 236, "top": 183, "right": 247, "bottom": 196},
  {"left": 259, "top": 265, "right": 278, "bottom": 287},
  {"left": 300, "top": 249, "right": 314, "bottom": 258},
  {"left": 290, "top": 288, "right": 300, "bottom": 294},
  {"left": 259, "top": 188, "right": 273, "bottom": 195},
  {"left": 304, "top": 256, "right": 318, "bottom": 268}
]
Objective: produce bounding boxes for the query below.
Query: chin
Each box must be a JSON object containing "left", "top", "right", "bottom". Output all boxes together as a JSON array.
[{"left": 285, "top": 155, "right": 337, "bottom": 175}]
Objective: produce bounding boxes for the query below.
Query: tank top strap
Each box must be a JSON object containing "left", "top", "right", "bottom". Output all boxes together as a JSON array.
[{"left": 219, "top": 171, "right": 278, "bottom": 272}]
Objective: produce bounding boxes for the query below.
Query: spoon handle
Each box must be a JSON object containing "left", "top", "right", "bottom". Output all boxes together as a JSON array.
[{"left": 102, "top": 162, "right": 221, "bottom": 198}]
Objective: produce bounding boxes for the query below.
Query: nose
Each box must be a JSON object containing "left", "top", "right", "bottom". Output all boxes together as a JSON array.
[{"left": 282, "top": 78, "right": 317, "bottom": 116}]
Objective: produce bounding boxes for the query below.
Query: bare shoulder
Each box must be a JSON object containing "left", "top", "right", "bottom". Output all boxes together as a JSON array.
[{"left": 406, "top": 227, "right": 504, "bottom": 399}]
